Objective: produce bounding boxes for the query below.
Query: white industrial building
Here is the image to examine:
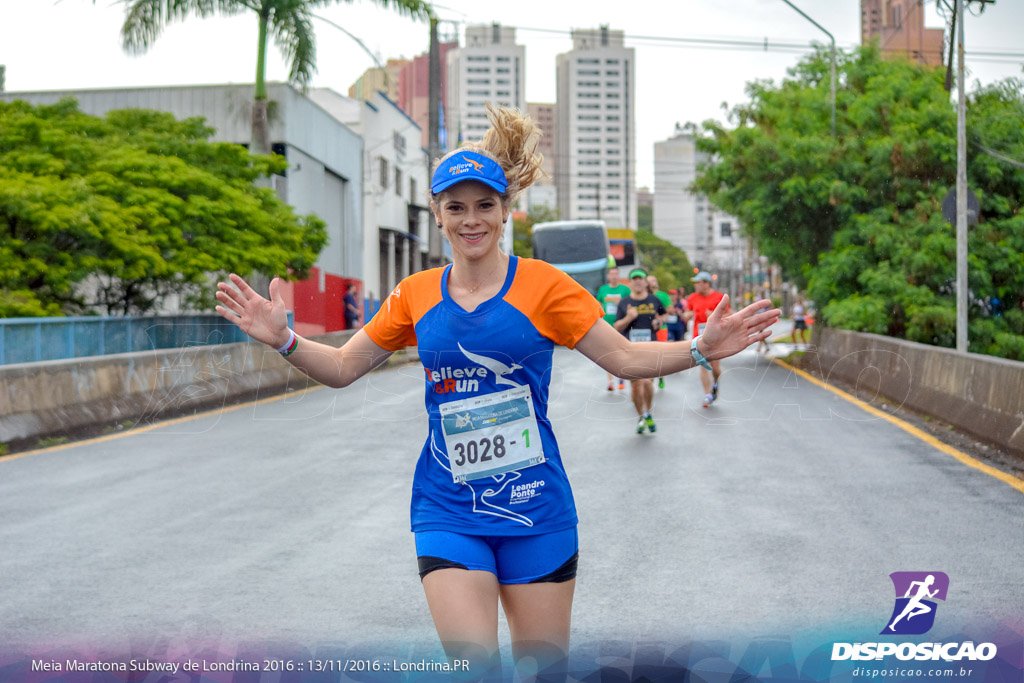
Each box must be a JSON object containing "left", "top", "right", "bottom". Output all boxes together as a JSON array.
[
  {"left": 1, "top": 82, "right": 444, "bottom": 330},
  {"left": 308, "top": 88, "right": 430, "bottom": 307}
]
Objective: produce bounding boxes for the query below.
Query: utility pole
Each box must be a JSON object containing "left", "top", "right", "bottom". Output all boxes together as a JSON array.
[
  {"left": 427, "top": 18, "right": 443, "bottom": 267},
  {"left": 779, "top": 0, "right": 836, "bottom": 136},
  {"left": 955, "top": 0, "right": 968, "bottom": 353}
]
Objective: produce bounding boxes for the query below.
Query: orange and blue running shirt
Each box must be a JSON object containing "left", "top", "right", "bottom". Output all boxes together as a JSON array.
[{"left": 363, "top": 256, "right": 605, "bottom": 535}]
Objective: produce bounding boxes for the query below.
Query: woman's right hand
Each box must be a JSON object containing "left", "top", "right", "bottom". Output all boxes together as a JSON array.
[{"left": 215, "top": 274, "right": 290, "bottom": 348}]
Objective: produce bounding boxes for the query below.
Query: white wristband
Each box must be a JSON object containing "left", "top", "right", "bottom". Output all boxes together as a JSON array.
[{"left": 276, "top": 328, "right": 298, "bottom": 356}]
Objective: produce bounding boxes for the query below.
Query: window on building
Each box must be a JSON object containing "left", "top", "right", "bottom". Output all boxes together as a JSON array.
[
  {"left": 605, "top": 59, "right": 620, "bottom": 64},
  {"left": 496, "top": 56, "right": 510, "bottom": 62},
  {"left": 410, "top": 177, "right": 418, "bottom": 204},
  {"left": 379, "top": 157, "right": 389, "bottom": 189},
  {"left": 467, "top": 55, "right": 490, "bottom": 62},
  {"left": 720, "top": 222, "right": 732, "bottom": 237},
  {"left": 606, "top": 82, "right": 620, "bottom": 88},
  {"left": 395, "top": 168, "right": 403, "bottom": 197},
  {"left": 496, "top": 67, "right": 510, "bottom": 73},
  {"left": 467, "top": 67, "right": 490, "bottom": 73}
]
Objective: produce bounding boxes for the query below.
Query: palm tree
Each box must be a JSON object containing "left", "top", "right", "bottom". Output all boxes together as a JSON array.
[{"left": 116, "top": 0, "right": 433, "bottom": 156}]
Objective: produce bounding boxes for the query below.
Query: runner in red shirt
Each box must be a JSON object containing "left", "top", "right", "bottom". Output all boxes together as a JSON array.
[{"left": 685, "top": 272, "right": 729, "bottom": 407}]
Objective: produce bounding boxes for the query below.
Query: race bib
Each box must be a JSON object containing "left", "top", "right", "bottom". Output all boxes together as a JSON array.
[
  {"left": 629, "top": 328, "right": 652, "bottom": 342},
  {"left": 439, "top": 385, "right": 545, "bottom": 484},
  {"left": 604, "top": 294, "right": 621, "bottom": 316},
  {"left": 667, "top": 314, "right": 679, "bottom": 324}
]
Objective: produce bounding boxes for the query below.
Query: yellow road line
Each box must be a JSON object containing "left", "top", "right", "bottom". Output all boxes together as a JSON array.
[
  {"left": 1, "top": 385, "right": 326, "bottom": 463},
  {"left": 773, "top": 357, "right": 1024, "bottom": 495}
]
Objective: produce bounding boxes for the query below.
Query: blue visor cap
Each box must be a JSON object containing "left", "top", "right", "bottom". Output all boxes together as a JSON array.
[{"left": 431, "top": 151, "right": 508, "bottom": 194}]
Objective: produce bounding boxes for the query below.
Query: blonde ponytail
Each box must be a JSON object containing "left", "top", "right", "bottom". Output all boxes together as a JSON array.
[{"left": 432, "top": 104, "right": 546, "bottom": 206}]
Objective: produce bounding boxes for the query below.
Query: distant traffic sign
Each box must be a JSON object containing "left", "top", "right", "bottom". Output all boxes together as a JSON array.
[{"left": 942, "top": 188, "right": 980, "bottom": 226}]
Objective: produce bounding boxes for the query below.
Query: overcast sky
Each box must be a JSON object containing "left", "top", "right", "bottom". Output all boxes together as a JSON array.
[{"left": 2, "top": 0, "right": 1022, "bottom": 187}]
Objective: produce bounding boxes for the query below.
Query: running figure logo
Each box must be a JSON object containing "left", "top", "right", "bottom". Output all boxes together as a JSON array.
[{"left": 881, "top": 571, "right": 949, "bottom": 635}]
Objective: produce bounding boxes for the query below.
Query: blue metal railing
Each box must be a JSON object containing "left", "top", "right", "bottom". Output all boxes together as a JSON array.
[{"left": 0, "top": 314, "right": 292, "bottom": 366}]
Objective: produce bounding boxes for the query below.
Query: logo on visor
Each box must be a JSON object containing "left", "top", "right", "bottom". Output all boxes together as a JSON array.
[
  {"left": 881, "top": 571, "right": 949, "bottom": 635},
  {"left": 449, "top": 155, "right": 485, "bottom": 177}
]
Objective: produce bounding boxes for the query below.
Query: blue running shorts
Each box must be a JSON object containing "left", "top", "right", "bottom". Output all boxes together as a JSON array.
[{"left": 415, "top": 527, "right": 579, "bottom": 585}]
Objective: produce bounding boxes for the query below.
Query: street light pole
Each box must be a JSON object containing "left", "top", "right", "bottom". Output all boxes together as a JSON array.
[
  {"left": 955, "top": 0, "right": 969, "bottom": 353},
  {"left": 779, "top": 0, "right": 836, "bottom": 136}
]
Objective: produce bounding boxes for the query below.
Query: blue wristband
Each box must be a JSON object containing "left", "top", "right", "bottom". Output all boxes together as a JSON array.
[{"left": 691, "top": 336, "right": 713, "bottom": 371}]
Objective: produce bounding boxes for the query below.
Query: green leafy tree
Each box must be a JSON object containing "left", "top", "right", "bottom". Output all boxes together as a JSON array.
[
  {"left": 114, "top": 0, "right": 433, "bottom": 155},
  {"left": 636, "top": 229, "right": 694, "bottom": 294},
  {"left": 693, "top": 45, "right": 1024, "bottom": 359},
  {"left": 0, "top": 98, "right": 327, "bottom": 316},
  {"left": 512, "top": 205, "right": 559, "bottom": 258},
  {"left": 637, "top": 204, "right": 652, "bottom": 232}
]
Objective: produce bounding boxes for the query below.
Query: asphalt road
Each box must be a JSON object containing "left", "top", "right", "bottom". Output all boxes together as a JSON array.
[{"left": 1, "top": 339, "right": 1022, "bottom": 669}]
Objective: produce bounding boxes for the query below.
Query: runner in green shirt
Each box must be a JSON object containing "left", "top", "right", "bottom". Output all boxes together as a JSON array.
[{"left": 595, "top": 267, "right": 632, "bottom": 391}]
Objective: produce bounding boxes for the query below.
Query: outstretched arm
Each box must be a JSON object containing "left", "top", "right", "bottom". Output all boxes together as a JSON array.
[
  {"left": 216, "top": 273, "right": 392, "bottom": 388},
  {"left": 575, "top": 295, "right": 779, "bottom": 379}
]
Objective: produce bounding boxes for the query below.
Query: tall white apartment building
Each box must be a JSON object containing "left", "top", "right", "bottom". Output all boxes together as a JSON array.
[
  {"left": 654, "top": 132, "right": 709, "bottom": 260},
  {"left": 446, "top": 24, "right": 526, "bottom": 148},
  {"left": 555, "top": 27, "right": 636, "bottom": 229},
  {"left": 654, "top": 130, "right": 749, "bottom": 296}
]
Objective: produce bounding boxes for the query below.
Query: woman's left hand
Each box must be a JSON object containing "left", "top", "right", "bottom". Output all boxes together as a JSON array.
[{"left": 700, "top": 296, "right": 781, "bottom": 361}]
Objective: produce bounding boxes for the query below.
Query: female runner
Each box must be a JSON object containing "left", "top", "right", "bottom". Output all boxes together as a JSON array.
[{"left": 215, "top": 105, "right": 780, "bottom": 681}]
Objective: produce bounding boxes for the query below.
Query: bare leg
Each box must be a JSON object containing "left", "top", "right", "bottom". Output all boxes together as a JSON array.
[
  {"left": 637, "top": 379, "right": 653, "bottom": 413},
  {"left": 630, "top": 380, "right": 645, "bottom": 416},
  {"left": 700, "top": 366, "right": 712, "bottom": 395},
  {"left": 500, "top": 580, "right": 576, "bottom": 683},
  {"left": 422, "top": 569, "right": 502, "bottom": 679}
]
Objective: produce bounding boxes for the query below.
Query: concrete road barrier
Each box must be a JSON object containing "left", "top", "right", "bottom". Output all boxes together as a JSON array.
[
  {"left": 0, "top": 331, "right": 418, "bottom": 452},
  {"left": 798, "top": 327, "right": 1024, "bottom": 456}
]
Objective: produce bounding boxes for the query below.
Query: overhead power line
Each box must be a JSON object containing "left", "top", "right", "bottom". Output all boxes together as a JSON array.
[{"left": 434, "top": 19, "right": 1024, "bottom": 64}]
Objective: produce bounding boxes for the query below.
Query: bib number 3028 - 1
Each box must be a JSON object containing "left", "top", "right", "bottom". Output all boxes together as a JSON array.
[{"left": 439, "top": 385, "right": 545, "bottom": 484}]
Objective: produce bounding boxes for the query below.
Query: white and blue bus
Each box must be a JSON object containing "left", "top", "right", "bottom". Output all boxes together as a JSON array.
[{"left": 531, "top": 220, "right": 611, "bottom": 295}]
